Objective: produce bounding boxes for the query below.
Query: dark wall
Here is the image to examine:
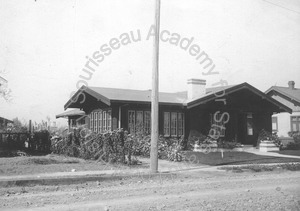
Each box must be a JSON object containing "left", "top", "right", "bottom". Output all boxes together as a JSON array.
[{"left": 186, "top": 107, "right": 210, "bottom": 138}]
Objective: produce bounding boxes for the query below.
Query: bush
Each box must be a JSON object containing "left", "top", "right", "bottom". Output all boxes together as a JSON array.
[
  {"left": 285, "top": 142, "right": 300, "bottom": 150},
  {"left": 51, "top": 128, "right": 186, "bottom": 164},
  {"left": 187, "top": 133, "right": 207, "bottom": 149},
  {"left": 284, "top": 131, "right": 300, "bottom": 150},
  {"left": 288, "top": 131, "right": 300, "bottom": 142},
  {"left": 257, "top": 129, "right": 281, "bottom": 148},
  {"left": 31, "top": 130, "right": 51, "bottom": 152},
  {"left": 217, "top": 139, "right": 240, "bottom": 149}
]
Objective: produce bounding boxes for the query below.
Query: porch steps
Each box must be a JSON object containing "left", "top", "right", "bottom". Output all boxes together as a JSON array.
[{"left": 259, "top": 141, "right": 280, "bottom": 152}]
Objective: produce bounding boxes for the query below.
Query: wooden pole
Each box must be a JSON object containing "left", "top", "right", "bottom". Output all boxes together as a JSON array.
[
  {"left": 29, "top": 120, "right": 32, "bottom": 134},
  {"left": 150, "top": 0, "right": 161, "bottom": 173}
]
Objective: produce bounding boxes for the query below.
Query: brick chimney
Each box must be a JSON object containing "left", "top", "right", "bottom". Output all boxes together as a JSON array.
[
  {"left": 187, "top": 79, "right": 206, "bottom": 100},
  {"left": 288, "top": 81, "right": 295, "bottom": 89}
]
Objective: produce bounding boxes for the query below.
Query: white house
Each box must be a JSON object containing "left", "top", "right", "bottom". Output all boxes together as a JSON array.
[{"left": 265, "top": 81, "right": 300, "bottom": 138}]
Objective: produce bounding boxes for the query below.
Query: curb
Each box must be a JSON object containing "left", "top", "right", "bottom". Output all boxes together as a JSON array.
[
  {"left": 0, "top": 174, "right": 118, "bottom": 187},
  {"left": 0, "top": 170, "right": 179, "bottom": 187}
]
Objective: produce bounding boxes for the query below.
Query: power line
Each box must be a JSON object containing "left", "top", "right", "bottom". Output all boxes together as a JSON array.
[{"left": 262, "top": 0, "right": 300, "bottom": 14}]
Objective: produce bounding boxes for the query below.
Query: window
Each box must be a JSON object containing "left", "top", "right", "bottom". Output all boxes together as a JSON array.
[
  {"left": 144, "top": 111, "right": 151, "bottom": 134},
  {"left": 164, "top": 112, "right": 170, "bottom": 136},
  {"left": 128, "top": 110, "right": 152, "bottom": 134},
  {"left": 164, "top": 112, "right": 184, "bottom": 137},
  {"left": 291, "top": 116, "right": 300, "bottom": 132},
  {"left": 246, "top": 113, "right": 253, "bottom": 136},
  {"left": 90, "top": 113, "right": 94, "bottom": 131},
  {"left": 272, "top": 117, "right": 278, "bottom": 132},
  {"left": 98, "top": 111, "right": 102, "bottom": 133},
  {"left": 171, "top": 112, "right": 178, "bottom": 136},
  {"left": 128, "top": 110, "right": 135, "bottom": 134},
  {"left": 136, "top": 111, "right": 143, "bottom": 133},
  {"left": 94, "top": 112, "right": 98, "bottom": 133},
  {"left": 107, "top": 110, "right": 112, "bottom": 131},
  {"left": 178, "top": 113, "right": 184, "bottom": 136},
  {"left": 210, "top": 112, "right": 226, "bottom": 137},
  {"left": 103, "top": 111, "right": 107, "bottom": 131}
]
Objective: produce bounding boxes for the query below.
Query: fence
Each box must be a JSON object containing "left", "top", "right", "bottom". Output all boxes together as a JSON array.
[{"left": 0, "top": 130, "right": 51, "bottom": 153}]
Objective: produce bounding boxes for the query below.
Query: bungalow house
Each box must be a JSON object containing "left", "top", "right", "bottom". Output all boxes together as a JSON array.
[
  {"left": 64, "top": 79, "right": 291, "bottom": 146},
  {"left": 265, "top": 81, "right": 300, "bottom": 138},
  {"left": 0, "top": 116, "right": 13, "bottom": 129}
]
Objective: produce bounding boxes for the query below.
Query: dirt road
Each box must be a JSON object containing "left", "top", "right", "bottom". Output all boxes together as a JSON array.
[{"left": 1, "top": 170, "right": 300, "bottom": 211}]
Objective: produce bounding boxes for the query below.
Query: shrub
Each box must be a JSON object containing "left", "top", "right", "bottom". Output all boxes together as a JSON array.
[
  {"left": 51, "top": 128, "right": 187, "bottom": 164},
  {"left": 281, "top": 131, "right": 300, "bottom": 150},
  {"left": 32, "top": 130, "right": 51, "bottom": 152},
  {"left": 217, "top": 139, "right": 240, "bottom": 149},
  {"left": 285, "top": 142, "right": 300, "bottom": 150},
  {"left": 288, "top": 131, "right": 300, "bottom": 142},
  {"left": 257, "top": 129, "right": 281, "bottom": 148}
]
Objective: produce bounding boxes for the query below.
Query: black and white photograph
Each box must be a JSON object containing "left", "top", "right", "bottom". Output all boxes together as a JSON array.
[{"left": 0, "top": 0, "right": 300, "bottom": 210}]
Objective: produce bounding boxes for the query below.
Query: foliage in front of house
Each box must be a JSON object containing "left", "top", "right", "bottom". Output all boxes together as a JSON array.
[
  {"left": 51, "top": 128, "right": 186, "bottom": 164},
  {"left": 187, "top": 133, "right": 242, "bottom": 150},
  {"left": 286, "top": 131, "right": 300, "bottom": 150},
  {"left": 257, "top": 129, "right": 281, "bottom": 148}
]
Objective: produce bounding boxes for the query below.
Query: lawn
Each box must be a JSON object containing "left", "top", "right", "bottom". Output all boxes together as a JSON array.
[
  {"left": 0, "top": 154, "right": 146, "bottom": 176},
  {"left": 184, "top": 151, "right": 300, "bottom": 166},
  {"left": 1, "top": 151, "right": 300, "bottom": 176},
  {"left": 272, "top": 150, "right": 300, "bottom": 156}
]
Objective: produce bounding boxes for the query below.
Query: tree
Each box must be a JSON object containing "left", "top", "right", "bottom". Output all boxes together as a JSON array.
[
  {"left": 5, "top": 118, "right": 28, "bottom": 132},
  {"left": 0, "top": 70, "right": 12, "bottom": 102}
]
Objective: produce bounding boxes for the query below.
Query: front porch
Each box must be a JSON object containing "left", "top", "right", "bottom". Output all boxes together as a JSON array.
[{"left": 186, "top": 84, "right": 288, "bottom": 147}]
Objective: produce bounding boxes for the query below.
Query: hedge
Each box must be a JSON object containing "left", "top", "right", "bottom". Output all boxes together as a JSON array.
[{"left": 51, "top": 128, "right": 185, "bottom": 165}]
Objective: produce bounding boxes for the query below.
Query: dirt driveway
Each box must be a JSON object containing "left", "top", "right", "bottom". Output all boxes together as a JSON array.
[{"left": 1, "top": 169, "right": 299, "bottom": 211}]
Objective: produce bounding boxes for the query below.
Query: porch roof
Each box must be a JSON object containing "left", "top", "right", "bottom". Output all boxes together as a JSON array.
[{"left": 56, "top": 109, "right": 85, "bottom": 119}]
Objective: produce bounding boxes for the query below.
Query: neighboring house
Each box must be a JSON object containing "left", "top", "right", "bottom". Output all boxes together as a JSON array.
[
  {"left": 63, "top": 79, "right": 291, "bottom": 146},
  {"left": 56, "top": 109, "right": 86, "bottom": 129},
  {"left": 0, "top": 116, "right": 13, "bottom": 129},
  {"left": 265, "top": 81, "right": 300, "bottom": 138}
]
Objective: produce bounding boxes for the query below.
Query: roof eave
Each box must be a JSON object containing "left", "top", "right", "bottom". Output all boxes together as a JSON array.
[
  {"left": 187, "top": 83, "right": 292, "bottom": 113},
  {"left": 265, "top": 87, "right": 300, "bottom": 106},
  {"left": 111, "top": 100, "right": 187, "bottom": 107},
  {"left": 64, "top": 86, "right": 111, "bottom": 110}
]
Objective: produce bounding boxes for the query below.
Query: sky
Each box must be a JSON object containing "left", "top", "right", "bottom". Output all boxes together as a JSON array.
[{"left": 0, "top": 0, "right": 300, "bottom": 127}]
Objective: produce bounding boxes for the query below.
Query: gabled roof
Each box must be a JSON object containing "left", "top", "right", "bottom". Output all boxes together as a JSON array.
[
  {"left": 265, "top": 86, "right": 300, "bottom": 105},
  {"left": 64, "top": 86, "right": 187, "bottom": 109},
  {"left": 186, "top": 82, "right": 292, "bottom": 112},
  {"left": 56, "top": 109, "right": 85, "bottom": 119},
  {"left": 65, "top": 83, "right": 292, "bottom": 113}
]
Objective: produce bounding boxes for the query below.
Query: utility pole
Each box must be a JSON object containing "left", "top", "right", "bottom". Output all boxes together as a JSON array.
[{"left": 150, "top": 0, "right": 161, "bottom": 173}]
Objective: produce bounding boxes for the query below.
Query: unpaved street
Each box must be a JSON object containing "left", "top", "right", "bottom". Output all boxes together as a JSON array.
[{"left": 1, "top": 170, "right": 300, "bottom": 211}]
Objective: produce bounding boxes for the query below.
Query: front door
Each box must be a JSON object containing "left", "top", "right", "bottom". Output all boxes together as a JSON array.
[
  {"left": 245, "top": 113, "right": 256, "bottom": 145},
  {"left": 238, "top": 112, "right": 256, "bottom": 145}
]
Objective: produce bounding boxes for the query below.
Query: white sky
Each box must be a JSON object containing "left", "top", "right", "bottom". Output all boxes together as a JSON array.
[{"left": 0, "top": 0, "right": 300, "bottom": 126}]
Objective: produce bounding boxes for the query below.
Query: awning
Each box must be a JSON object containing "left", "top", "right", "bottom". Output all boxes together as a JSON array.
[{"left": 56, "top": 109, "right": 85, "bottom": 119}]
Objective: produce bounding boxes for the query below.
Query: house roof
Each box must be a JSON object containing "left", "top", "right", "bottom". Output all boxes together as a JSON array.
[
  {"left": 56, "top": 109, "right": 85, "bottom": 119},
  {"left": 186, "top": 83, "right": 292, "bottom": 112},
  {"left": 64, "top": 85, "right": 235, "bottom": 109},
  {"left": 89, "top": 86, "right": 188, "bottom": 104},
  {"left": 64, "top": 83, "right": 292, "bottom": 113},
  {"left": 0, "top": 116, "right": 13, "bottom": 123},
  {"left": 265, "top": 86, "right": 300, "bottom": 105}
]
